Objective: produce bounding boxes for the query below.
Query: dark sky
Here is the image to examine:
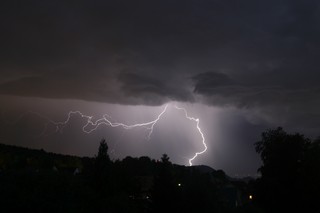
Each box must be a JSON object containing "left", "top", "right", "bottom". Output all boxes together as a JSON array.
[{"left": 1, "top": 0, "right": 320, "bottom": 176}]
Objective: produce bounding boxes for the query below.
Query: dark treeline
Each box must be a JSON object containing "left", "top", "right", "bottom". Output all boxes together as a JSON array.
[
  {"left": 0, "top": 140, "right": 255, "bottom": 213},
  {"left": 0, "top": 127, "right": 319, "bottom": 213},
  {"left": 254, "top": 127, "right": 320, "bottom": 213}
]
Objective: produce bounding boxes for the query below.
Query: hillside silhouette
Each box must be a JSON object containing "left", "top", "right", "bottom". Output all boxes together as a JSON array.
[
  {"left": 0, "top": 127, "right": 319, "bottom": 212},
  {"left": 0, "top": 140, "right": 257, "bottom": 213}
]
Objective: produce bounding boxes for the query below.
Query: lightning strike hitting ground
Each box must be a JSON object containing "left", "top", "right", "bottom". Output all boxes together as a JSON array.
[
  {"left": 23, "top": 104, "right": 207, "bottom": 166},
  {"left": 174, "top": 106, "right": 207, "bottom": 166}
]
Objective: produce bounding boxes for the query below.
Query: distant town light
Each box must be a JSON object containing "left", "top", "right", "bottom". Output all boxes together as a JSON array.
[{"left": 249, "top": 195, "right": 253, "bottom": 200}]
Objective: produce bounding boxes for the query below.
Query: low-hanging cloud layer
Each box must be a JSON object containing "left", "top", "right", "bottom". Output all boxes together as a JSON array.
[
  {"left": 1, "top": 0, "right": 320, "bottom": 104},
  {"left": 1, "top": 0, "right": 320, "bottom": 174}
]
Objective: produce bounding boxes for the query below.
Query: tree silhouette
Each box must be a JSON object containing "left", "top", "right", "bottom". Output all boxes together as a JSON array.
[
  {"left": 299, "top": 137, "right": 320, "bottom": 212},
  {"left": 96, "top": 138, "right": 110, "bottom": 163},
  {"left": 153, "top": 154, "right": 176, "bottom": 212},
  {"left": 160, "top": 154, "right": 171, "bottom": 166},
  {"left": 255, "top": 127, "right": 310, "bottom": 179},
  {"left": 254, "top": 127, "right": 320, "bottom": 212},
  {"left": 93, "top": 138, "right": 111, "bottom": 196}
]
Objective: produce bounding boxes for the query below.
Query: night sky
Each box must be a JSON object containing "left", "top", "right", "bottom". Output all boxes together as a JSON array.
[{"left": 1, "top": 0, "right": 320, "bottom": 176}]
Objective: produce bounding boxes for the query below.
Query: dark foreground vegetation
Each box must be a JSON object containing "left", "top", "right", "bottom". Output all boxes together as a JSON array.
[{"left": 0, "top": 127, "right": 319, "bottom": 213}]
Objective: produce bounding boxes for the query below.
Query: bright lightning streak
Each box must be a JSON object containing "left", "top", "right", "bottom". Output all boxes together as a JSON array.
[
  {"left": 174, "top": 106, "right": 207, "bottom": 166},
  {"left": 36, "top": 105, "right": 169, "bottom": 139},
  {"left": 20, "top": 104, "right": 207, "bottom": 166},
  {"left": 82, "top": 104, "right": 169, "bottom": 139}
]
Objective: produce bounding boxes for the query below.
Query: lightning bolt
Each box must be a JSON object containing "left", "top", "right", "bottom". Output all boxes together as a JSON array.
[
  {"left": 36, "top": 104, "right": 169, "bottom": 139},
  {"left": 174, "top": 106, "right": 207, "bottom": 166},
  {"left": 15, "top": 104, "right": 207, "bottom": 166}
]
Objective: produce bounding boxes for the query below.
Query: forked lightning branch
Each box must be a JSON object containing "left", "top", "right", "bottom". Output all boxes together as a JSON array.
[{"left": 33, "top": 104, "right": 207, "bottom": 166}]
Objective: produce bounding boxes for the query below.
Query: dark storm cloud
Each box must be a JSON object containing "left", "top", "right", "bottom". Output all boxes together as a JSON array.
[
  {"left": 192, "top": 71, "right": 320, "bottom": 108},
  {"left": 118, "top": 72, "right": 168, "bottom": 97},
  {"left": 192, "top": 70, "right": 320, "bottom": 132},
  {"left": 193, "top": 72, "right": 237, "bottom": 94},
  {"left": 1, "top": 0, "right": 320, "bottom": 123},
  {"left": 117, "top": 72, "right": 193, "bottom": 105},
  {"left": 0, "top": 73, "right": 123, "bottom": 103}
]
